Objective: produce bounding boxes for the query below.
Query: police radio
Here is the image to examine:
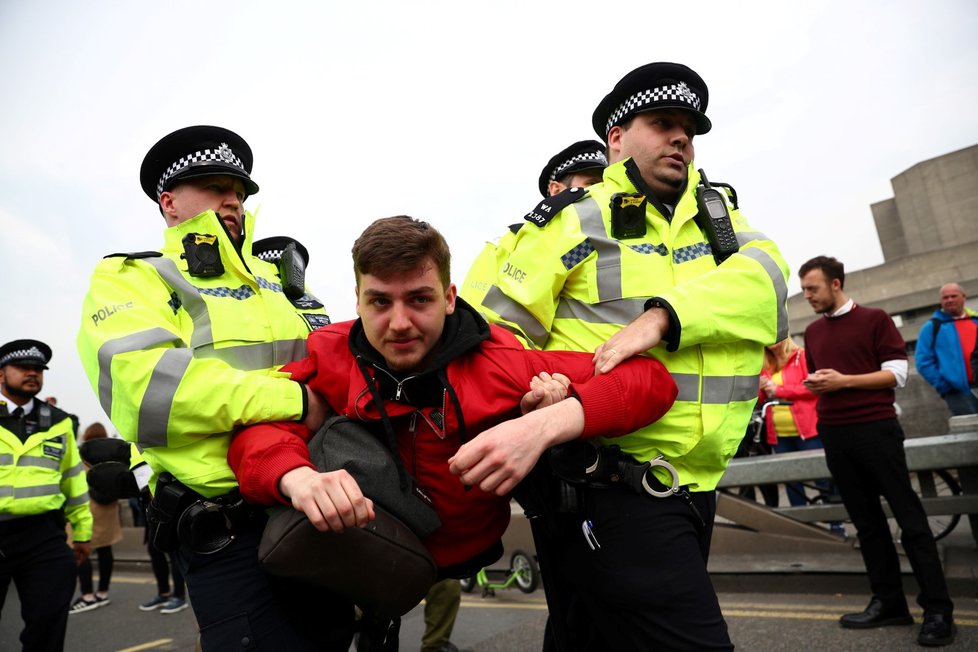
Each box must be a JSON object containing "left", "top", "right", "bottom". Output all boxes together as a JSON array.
[
  {"left": 694, "top": 169, "right": 739, "bottom": 264},
  {"left": 279, "top": 242, "right": 306, "bottom": 301},
  {"left": 181, "top": 233, "right": 224, "bottom": 277},
  {"left": 610, "top": 192, "right": 648, "bottom": 239}
]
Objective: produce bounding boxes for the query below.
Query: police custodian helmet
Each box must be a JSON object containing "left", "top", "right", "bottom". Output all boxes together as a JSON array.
[
  {"left": 0, "top": 339, "right": 52, "bottom": 369},
  {"left": 592, "top": 62, "right": 712, "bottom": 140},
  {"left": 538, "top": 140, "right": 608, "bottom": 197},
  {"left": 139, "top": 125, "right": 260, "bottom": 202}
]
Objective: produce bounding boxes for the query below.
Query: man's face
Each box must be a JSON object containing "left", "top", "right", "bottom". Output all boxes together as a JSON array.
[
  {"left": 355, "top": 260, "right": 457, "bottom": 373},
  {"left": 160, "top": 175, "right": 247, "bottom": 242},
  {"left": 0, "top": 363, "right": 44, "bottom": 401},
  {"left": 548, "top": 169, "right": 604, "bottom": 197},
  {"left": 800, "top": 269, "right": 840, "bottom": 315},
  {"left": 939, "top": 285, "right": 966, "bottom": 317},
  {"left": 608, "top": 109, "right": 696, "bottom": 200}
]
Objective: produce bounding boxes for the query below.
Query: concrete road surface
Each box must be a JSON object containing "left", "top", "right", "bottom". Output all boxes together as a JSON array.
[{"left": 2, "top": 571, "right": 976, "bottom": 651}]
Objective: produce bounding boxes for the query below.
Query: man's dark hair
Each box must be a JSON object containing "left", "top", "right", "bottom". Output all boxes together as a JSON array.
[
  {"left": 799, "top": 255, "right": 845, "bottom": 289},
  {"left": 352, "top": 216, "right": 451, "bottom": 288}
]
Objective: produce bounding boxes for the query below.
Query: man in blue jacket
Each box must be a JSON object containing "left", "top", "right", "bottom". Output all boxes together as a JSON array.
[{"left": 915, "top": 283, "right": 978, "bottom": 415}]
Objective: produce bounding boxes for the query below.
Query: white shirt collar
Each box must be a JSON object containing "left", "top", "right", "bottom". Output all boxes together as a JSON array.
[
  {"left": 1, "top": 393, "right": 34, "bottom": 415},
  {"left": 827, "top": 298, "right": 855, "bottom": 318}
]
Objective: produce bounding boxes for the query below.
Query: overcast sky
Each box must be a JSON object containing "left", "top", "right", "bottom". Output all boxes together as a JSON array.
[{"left": 2, "top": 0, "right": 977, "bottom": 432}]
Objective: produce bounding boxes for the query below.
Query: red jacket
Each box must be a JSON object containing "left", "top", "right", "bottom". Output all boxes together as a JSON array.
[
  {"left": 758, "top": 348, "right": 818, "bottom": 443},
  {"left": 229, "top": 303, "right": 677, "bottom": 568}
]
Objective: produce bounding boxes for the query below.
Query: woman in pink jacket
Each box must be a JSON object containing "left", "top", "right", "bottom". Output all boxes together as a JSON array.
[{"left": 759, "top": 339, "right": 835, "bottom": 513}]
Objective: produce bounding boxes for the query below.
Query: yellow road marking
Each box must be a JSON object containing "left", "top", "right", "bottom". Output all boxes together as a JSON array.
[{"left": 116, "top": 639, "right": 173, "bottom": 652}]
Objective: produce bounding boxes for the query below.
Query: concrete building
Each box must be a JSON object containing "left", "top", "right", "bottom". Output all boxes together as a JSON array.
[{"left": 786, "top": 144, "right": 978, "bottom": 436}]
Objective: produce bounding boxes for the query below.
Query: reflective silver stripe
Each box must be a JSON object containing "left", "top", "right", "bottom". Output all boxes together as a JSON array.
[
  {"left": 576, "top": 197, "right": 622, "bottom": 301},
  {"left": 555, "top": 296, "right": 647, "bottom": 326},
  {"left": 670, "top": 373, "right": 759, "bottom": 404},
  {"left": 703, "top": 375, "right": 760, "bottom": 404},
  {"left": 138, "top": 347, "right": 193, "bottom": 448},
  {"left": 0, "top": 454, "right": 12, "bottom": 465},
  {"left": 18, "top": 456, "right": 61, "bottom": 471},
  {"left": 0, "top": 486, "right": 13, "bottom": 498},
  {"left": 671, "top": 373, "right": 700, "bottom": 402},
  {"left": 145, "top": 257, "right": 214, "bottom": 348},
  {"left": 66, "top": 493, "right": 90, "bottom": 507},
  {"left": 737, "top": 247, "right": 789, "bottom": 342},
  {"left": 63, "top": 462, "right": 84, "bottom": 479},
  {"left": 14, "top": 484, "right": 60, "bottom": 498},
  {"left": 97, "top": 328, "right": 185, "bottom": 418},
  {"left": 736, "top": 231, "right": 770, "bottom": 246},
  {"left": 195, "top": 339, "right": 308, "bottom": 370},
  {"left": 482, "top": 285, "right": 549, "bottom": 349}
]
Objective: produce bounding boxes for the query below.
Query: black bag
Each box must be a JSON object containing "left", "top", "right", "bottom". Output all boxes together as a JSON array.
[{"left": 259, "top": 415, "right": 440, "bottom": 617}]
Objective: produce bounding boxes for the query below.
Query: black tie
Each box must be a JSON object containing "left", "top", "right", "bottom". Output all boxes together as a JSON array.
[{"left": 12, "top": 407, "right": 24, "bottom": 418}]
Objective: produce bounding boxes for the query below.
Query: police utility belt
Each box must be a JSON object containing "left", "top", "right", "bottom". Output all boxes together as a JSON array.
[
  {"left": 549, "top": 442, "right": 705, "bottom": 527},
  {"left": 147, "top": 472, "right": 263, "bottom": 555}
]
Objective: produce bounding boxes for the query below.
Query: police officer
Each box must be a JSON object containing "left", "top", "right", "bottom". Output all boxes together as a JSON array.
[
  {"left": 0, "top": 339, "right": 92, "bottom": 652},
  {"left": 461, "top": 140, "right": 608, "bottom": 309},
  {"left": 467, "top": 63, "right": 789, "bottom": 650},
  {"left": 76, "top": 126, "right": 345, "bottom": 651}
]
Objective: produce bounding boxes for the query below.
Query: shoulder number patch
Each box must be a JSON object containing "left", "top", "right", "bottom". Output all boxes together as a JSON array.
[{"left": 524, "top": 187, "right": 589, "bottom": 228}]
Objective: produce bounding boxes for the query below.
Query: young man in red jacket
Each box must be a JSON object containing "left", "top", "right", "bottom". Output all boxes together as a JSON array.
[{"left": 229, "top": 216, "right": 677, "bottom": 577}]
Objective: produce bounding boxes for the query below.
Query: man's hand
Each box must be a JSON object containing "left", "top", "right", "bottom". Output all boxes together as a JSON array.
[
  {"left": 593, "top": 306, "right": 669, "bottom": 375},
  {"left": 520, "top": 372, "right": 571, "bottom": 414},
  {"left": 73, "top": 542, "right": 91, "bottom": 566},
  {"left": 279, "top": 466, "right": 375, "bottom": 533},
  {"left": 803, "top": 369, "right": 848, "bottom": 394},
  {"left": 448, "top": 398, "right": 585, "bottom": 496},
  {"left": 302, "top": 385, "right": 328, "bottom": 433}
]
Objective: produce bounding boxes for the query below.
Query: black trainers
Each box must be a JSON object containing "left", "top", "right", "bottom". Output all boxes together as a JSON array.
[
  {"left": 918, "top": 613, "right": 955, "bottom": 647},
  {"left": 69, "top": 597, "right": 101, "bottom": 615}
]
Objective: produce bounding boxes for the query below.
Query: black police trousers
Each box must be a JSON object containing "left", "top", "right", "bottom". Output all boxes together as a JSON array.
[
  {"left": 0, "top": 511, "right": 76, "bottom": 652},
  {"left": 819, "top": 418, "right": 954, "bottom": 616},
  {"left": 175, "top": 513, "right": 357, "bottom": 651},
  {"left": 543, "top": 484, "right": 733, "bottom": 651}
]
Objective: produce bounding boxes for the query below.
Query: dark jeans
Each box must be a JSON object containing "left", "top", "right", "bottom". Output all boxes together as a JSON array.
[
  {"left": 0, "top": 512, "right": 76, "bottom": 652},
  {"left": 175, "top": 517, "right": 356, "bottom": 651},
  {"left": 943, "top": 389, "right": 978, "bottom": 416},
  {"left": 774, "top": 436, "right": 832, "bottom": 507},
  {"left": 147, "top": 535, "right": 184, "bottom": 599},
  {"left": 543, "top": 485, "right": 732, "bottom": 651},
  {"left": 819, "top": 418, "right": 953, "bottom": 616}
]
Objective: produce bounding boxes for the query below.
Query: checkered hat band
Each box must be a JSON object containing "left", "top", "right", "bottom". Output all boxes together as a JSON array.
[
  {"left": 255, "top": 249, "right": 283, "bottom": 262},
  {"left": 0, "top": 346, "right": 46, "bottom": 366},
  {"left": 157, "top": 147, "right": 246, "bottom": 198},
  {"left": 550, "top": 151, "right": 609, "bottom": 182},
  {"left": 605, "top": 83, "right": 702, "bottom": 133}
]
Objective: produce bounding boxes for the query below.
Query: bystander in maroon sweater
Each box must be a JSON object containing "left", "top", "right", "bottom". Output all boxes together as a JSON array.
[{"left": 804, "top": 304, "right": 907, "bottom": 425}]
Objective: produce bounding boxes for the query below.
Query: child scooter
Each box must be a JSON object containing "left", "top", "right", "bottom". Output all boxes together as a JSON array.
[{"left": 458, "top": 549, "right": 539, "bottom": 597}]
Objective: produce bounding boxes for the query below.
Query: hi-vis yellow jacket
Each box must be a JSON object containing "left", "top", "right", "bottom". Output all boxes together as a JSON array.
[
  {"left": 465, "top": 159, "right": 789, "bottom": 491},
  {"left": 0, "top": 401, "right": 93, "bottom": 540},
  {"left": 77, "top": 210, "right": 329, "bottom": 498}
]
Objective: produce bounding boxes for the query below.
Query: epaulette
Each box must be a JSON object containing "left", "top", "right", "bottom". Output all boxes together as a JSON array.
[
  {"left": 103, "top": 251, "right": 163, "bottom": 260},
  {"left": 523, "top": 186, "right": 589, "bottom": 228},
  {"left": 507, "top": 223, "right": 522, "bottom": 235}
]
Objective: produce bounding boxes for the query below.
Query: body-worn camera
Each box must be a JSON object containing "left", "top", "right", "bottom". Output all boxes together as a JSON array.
[
  {"left": 610, "top": 193, "right": 648, "bottom": 239},
  {"left": 181, "top": 233, "right": 224, "bottom": 277}
]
